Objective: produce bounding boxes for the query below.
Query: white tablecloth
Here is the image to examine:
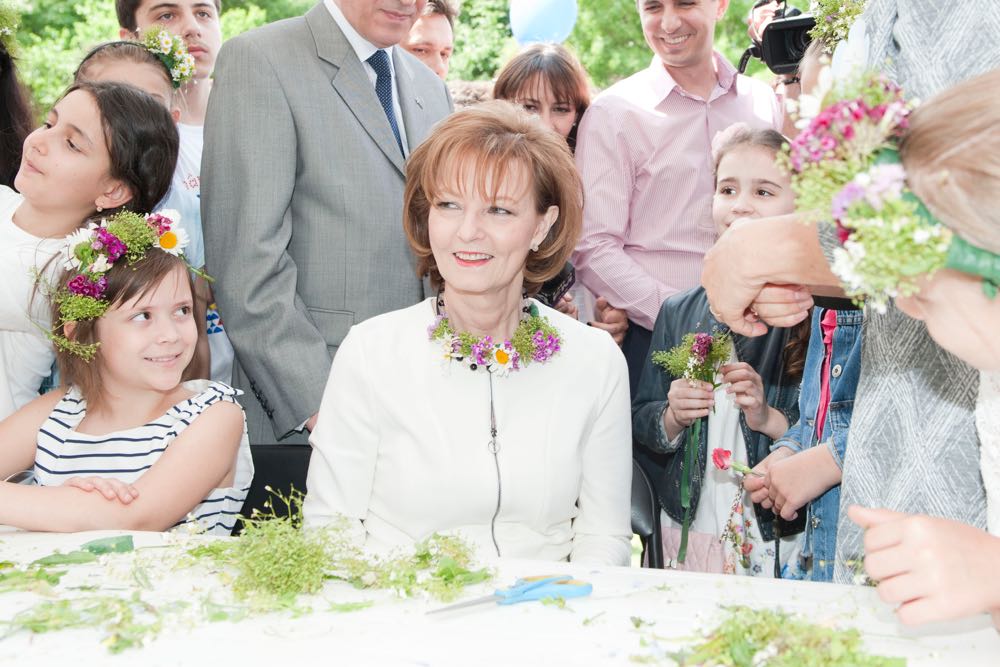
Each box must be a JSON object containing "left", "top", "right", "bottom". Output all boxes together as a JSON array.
[{"left": 0, "top": 529, "right": 996, "bottom": 665}]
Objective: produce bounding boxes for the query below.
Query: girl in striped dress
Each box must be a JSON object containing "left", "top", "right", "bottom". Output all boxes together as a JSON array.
[{"left": 0, "top": 209, "right": 251, "bottom": 535}]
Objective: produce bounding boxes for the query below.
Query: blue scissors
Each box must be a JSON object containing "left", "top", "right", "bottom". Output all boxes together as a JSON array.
[{"left": 427, "top": 575, "right": 592, "bottom": 615}]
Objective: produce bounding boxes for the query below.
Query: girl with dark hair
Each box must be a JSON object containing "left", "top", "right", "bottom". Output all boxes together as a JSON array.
[
  {"left": 0, "top": 210, "right": 251, "bottom": 534},
  {"left": 0, "top": 4, "right": 33, "bottom": 189},
  {"left": 0, "top": 80, "right": 177, "bottom": 420},
  {"left": 633, "top": 123, "right": 808, "bottom": 576}
]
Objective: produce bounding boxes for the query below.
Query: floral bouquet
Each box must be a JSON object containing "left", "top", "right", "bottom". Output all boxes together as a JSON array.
[
  {"left": 651, "top": 331, "right": 732, "bottom": 564},
  {"left": 779, "top": 71, "right": 912, "bottom": 223},
  {"left": 651, "top": 331, "right": 732, "bottom": 387},
  {"left": 809, "top": 0, "right": 867, "bottom": 48}
]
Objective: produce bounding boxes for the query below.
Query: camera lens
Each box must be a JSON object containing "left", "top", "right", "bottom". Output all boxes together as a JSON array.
[{"left": 783, "top": 28, "right": 812, "bottom": 63}]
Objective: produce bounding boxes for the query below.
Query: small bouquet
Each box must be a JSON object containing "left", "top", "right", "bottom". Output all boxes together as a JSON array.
[
  {"left": 711, "top": 448, "right": 753, "bottom": 476},
  {"left": 652, "top": 331, "right": 732, "bottom": 388},
  {"left": 651, "top": 331, "right": 732, "bottom": 565}
]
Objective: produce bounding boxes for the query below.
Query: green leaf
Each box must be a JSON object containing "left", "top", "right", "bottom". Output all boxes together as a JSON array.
[
  {"left": 31, "top": 550, "right": 98, "bottom": 567},
  {"left": 81, "top": 535, "right": 135, "bottom": 555}
]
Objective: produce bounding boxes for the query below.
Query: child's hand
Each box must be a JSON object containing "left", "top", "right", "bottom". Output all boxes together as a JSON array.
[
  {"left": 64, "top": 476, "right": 139, "bottom": 504},
  {"left": 743, "top": 447, "right": 793, "bottom": 502},
  {"left": 665, "top": 379, "right": 715, "bottom": 430},
  {"left": 848, "top": 505, "right": 1000, "bottom": 626},
  {"left": 766, "top": 445, "right": 842, "bottom": 520},
  {"left": 750, "top": 284, "right": 813, "bottom": 328},
  {"left": 720, "top": 362, "right": 770, "bottom": 430}
]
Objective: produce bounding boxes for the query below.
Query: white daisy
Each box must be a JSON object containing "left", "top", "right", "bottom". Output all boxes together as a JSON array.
[
  {"left": 155, "top": 226, "right": 190, "bottom": 256},
  {"left": 488, "top": 346, "right": 515, "bottom": 377},
  {"left": 61, "top": 225, "right": 96, "bottom": 270}
]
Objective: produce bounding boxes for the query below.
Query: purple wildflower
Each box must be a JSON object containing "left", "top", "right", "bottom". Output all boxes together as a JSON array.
[
  {"left": 146, "top": 213, "right": 173, "bottom": 235},
  {"left": 831, "top": 180, "right": 866, "bottom": 219},
  {"left": 470, "top": 336, "right": 493, "bottom": 366},
  {"left": 691, "top": 333, "right": 713, "bottom": 363},
  {"left": 531, "top": 331, "right": 561, "bottom": 363},
  {"left": 67, "top": 274, "right": 108, "bottom": 298},
  {"left": 95, "top": 228, "right": 127, "bottom": 262}
]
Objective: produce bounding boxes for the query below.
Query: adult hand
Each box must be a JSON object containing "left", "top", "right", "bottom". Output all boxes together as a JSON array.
[
  {"left": 590, "top": 297, "right": 628, "bottom": 346},
  {"left": 743, "top": 446, "right": 793, "bottom": 504},
  {"left": 720, "top": 362, "right": 773, "bottom": 434},
  {"left": 306, "top": 413, "right": 319, "bottom": 432},
  {"left": 554, "top": 293, "right": 579, "bottom": 320},
  {"left": 702, "top": 221, "right": 770, "bottom": 338},
  {"left": 64, "top": 476, "right": 139, "bottom": 504},
  {"left": 664, "top": 379, "right": 714, "bottom": 434},
  {"left": 751, "top": 284, "right": 813, "bottom": 328},
  {"left": 848, "top": 506, "right": 1000, "bottom": 626},
  {"left": 766, "top": 445, "right": 842, "bottom": 520}
]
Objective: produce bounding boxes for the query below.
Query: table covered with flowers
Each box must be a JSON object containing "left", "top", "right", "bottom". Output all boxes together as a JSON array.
[{"left": 0, "top": 528, "right": 996, "bottom": 665}]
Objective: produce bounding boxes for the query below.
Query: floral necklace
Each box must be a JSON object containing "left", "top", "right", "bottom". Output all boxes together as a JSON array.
[{"left": 428, "top": 295, "right": 562, "bottom": 376}]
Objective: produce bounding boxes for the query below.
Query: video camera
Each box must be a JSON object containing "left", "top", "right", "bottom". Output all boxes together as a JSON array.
[{"left": 739, "top": 1, "right": 816, "bottom": 75}]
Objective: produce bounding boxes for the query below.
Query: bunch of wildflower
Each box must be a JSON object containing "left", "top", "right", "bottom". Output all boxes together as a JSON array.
[
  {"left": 141, "top": 27, "right": 196, "bottom": 88},
  {"left": 830, "top": 153, "right": 952, "bottom": 312},
  {"left": 652, "top": 331, "right": 732, "bottom": 386},
  {"left": 779, "top": 71, "right": 912, "bottom": 221},
  {"left": 809, "top": 0, "right": 867, "bottom": 48}
]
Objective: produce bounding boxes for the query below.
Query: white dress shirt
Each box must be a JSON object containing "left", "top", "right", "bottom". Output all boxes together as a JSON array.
[
  {"left": 324, "top": 0, "right": 410, "bottom": 153},
  {"left": 304, "top": 298, "right": 633, "bottom": 566}
]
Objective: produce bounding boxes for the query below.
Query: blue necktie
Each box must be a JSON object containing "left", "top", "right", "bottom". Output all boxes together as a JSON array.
[{"left": 366, "top": 49, "right": 404, "bottom": 155}]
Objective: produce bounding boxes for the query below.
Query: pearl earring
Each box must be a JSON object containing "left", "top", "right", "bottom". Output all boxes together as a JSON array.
[
  {"left": 530, "top": 242, "right": 540, "bottom": 252},
  {"left": 96, "top": 205, "right": 103, "bottom": 212}
]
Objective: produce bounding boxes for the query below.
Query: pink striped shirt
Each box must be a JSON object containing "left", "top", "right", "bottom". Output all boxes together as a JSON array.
[{"left": 573, "top": 54, "right": 782, "bottom": 331}]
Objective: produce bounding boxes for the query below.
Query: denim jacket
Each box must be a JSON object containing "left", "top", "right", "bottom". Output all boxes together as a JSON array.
[
  {"left": 632, "top": 287, "right": 804, "bottom": 542},
  {"left": 774, "top": 307, "right": 863, "bottom": 582}
]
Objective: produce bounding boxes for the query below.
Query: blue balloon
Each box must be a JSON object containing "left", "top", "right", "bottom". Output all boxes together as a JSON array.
[{"left": 509, "top": 0, "right": 579, "bottom": 45}]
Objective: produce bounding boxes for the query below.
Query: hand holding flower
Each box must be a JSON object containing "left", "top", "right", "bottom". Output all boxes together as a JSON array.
[
  {"left": 742, "top": 447, "right": 794, "bottom": 503},
  {"left": 766, "top": 445, "right": 842, "bottom": 520},
  {"left": 848, "top": 505, "right": 1000, "bottom": 626},
  {"left": 663, "top": 379, "right": 714, "bottom": 440}
]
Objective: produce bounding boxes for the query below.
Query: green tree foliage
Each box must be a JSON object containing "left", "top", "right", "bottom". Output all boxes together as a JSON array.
[{"left": 12, "top": 0, "right": 779, "bottom": 113}]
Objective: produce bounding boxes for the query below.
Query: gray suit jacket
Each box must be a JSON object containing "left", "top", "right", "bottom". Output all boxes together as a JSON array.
[{"left": 202, "top": 3, "right": 452, "bottom": 443}]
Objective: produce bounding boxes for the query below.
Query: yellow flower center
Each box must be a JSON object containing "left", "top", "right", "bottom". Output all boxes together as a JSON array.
[
  {"left": 159, "top": 231, "right": 178, "bottom": 249},
  {"left": 495, "top": 349, "right": 510, "bottom": 365}
]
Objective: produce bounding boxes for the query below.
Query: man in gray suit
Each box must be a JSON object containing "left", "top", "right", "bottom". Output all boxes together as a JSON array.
[{"left": 202, "top": 0, "right": 452, "bottom": 443}]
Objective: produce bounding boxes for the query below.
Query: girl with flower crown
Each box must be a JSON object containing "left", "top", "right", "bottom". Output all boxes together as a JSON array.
[
  {"left": 302, "top": 101, "right": 632, "bottom": 565},
  {"left": 75, "top": 32, "right": 234, "bottom": 384},
  {"left": 0, "top": 209, "right": 252, "bottom": 534},
  {"left": 632, "top": 123, "right": 809, "bottom": 575},
  {"left": 0, "top": 80, "right": 177, "bottom": 422},
  {"left": 839, "top": 68, "right": 1000, "bottom": 628}
]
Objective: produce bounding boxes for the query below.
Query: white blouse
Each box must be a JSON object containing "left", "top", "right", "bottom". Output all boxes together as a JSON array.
[
  {"left": 303, "top": 298, "right": 633, "bottom": 566},
  {"left": 0, "top": 186, "right": 62, "bottom": 420}
]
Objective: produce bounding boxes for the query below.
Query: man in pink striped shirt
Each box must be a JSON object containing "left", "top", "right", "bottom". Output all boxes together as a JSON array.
[{"left": 573, "top": 0, "right": 781, "bottom": 394}]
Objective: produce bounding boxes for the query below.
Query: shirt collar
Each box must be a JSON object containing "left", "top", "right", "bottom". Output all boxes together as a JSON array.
[
  {"left": 324, "top": 0, "right": 396, "bottom": 69},
  {"left": 646, "top": 51, "right": 737, "bottom": 101}
]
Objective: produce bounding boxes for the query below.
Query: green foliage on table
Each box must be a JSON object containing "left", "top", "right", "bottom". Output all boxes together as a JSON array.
[
  {"left": 3, "top": 592, "right": 181, "bottom": 654},
  {"left": 670, "top": 606, "right": 906, "bottom": 666}
]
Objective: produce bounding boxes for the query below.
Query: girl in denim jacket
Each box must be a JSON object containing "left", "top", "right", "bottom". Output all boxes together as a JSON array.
[{"left": 745, "top": 307, "right": 862, "bottom": 582}]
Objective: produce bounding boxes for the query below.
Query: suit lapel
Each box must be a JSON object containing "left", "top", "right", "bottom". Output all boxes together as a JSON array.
[
  {"left": 306, "top": 5, "right": 406, "bottom": 175},
  {"left": 393, "top": 50, "right": 428, "bottom": 151}
]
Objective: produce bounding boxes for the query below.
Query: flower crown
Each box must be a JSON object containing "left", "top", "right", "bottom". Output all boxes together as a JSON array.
[
  {"left": 50, "top": 210, "right": 195, "bottom": 361},
  {"left": 785, "top": 72, "right": 1000, "bottom": 311},
  {"left": 141, "top": 28, "right": 196, "bottom": 88},
  {"left": 808, "top": 0, "right": 867, "bottom": 49},
  {"left": 0, "top": 1, "right": 19, "bottom": 56}
]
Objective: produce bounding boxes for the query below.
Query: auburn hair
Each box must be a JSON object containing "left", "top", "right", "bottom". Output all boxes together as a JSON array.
[{"left": 403, "top": 100, "right": 583, "bottom": 296}]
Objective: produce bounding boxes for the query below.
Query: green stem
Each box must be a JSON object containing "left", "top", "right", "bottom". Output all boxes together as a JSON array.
[{"left": 677, "top": 418, "right": 701, "bottom": 564}]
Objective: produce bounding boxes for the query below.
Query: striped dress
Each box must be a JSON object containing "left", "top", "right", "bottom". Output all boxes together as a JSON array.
[{"left": 34, "top": 380, "right": 254, "bottom": 535}]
